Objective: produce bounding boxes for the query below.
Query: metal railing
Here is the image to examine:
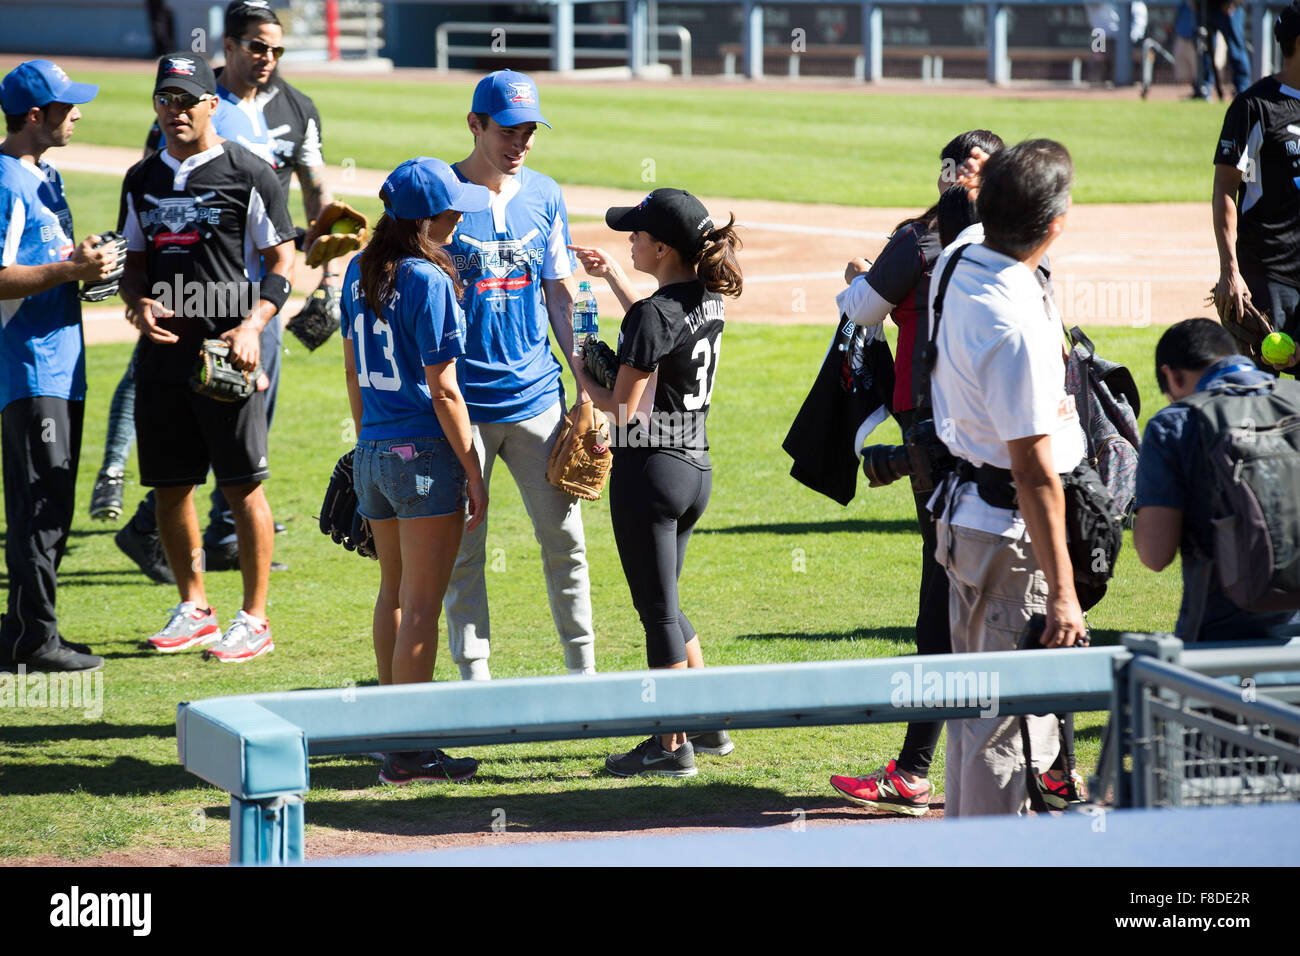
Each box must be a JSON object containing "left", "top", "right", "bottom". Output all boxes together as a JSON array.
[{"left": 434, "top": 20, "right": 692, "bottom": 78}]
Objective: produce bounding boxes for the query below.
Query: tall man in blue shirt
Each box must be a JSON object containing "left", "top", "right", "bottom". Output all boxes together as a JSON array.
[
  {"left": 443, "top": 71, "right": 596, "bottom": 679},
  {"left": 0, "top": 61, "right": 120, "bottom": 672}
]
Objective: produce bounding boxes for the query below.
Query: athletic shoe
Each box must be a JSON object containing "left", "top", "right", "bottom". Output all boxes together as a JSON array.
[
  {"left": 203, "top": 611, "right": 273, "bottom": 663},
  {"left": 89, "top": 466, "right": 126, "bottom": 521},
  {"left": 115, "top": 520, "right": 175, "bottom": 585},
  {"left": 687, "top": 730, "right": 735, "bottom": 756},
  {"left": 58, "top": 635, "right": 95, "bottom": 656},
  {"left": 274, "top": 521, "right": 286, "bottom": 535},
  {"left": 379, "top": 749, "right": 479, "bottom": 785},
  {"left": 605, "top": 737, "right": 698, "bottom": 778},
  {"left": 146, "top": 602, "right": 221, "bottom": 653},
  {"left": 203, "top": 542, "right": 287, "bottom": 573},
  {"left": 1037, "top": 769, "right": 1088, "bottom": 810},
  {"left": 830, "top": 763, "right": 930, "bottom": 817},
  {"left": 9, "top": 638, "right": 103, "bottom": 673}
]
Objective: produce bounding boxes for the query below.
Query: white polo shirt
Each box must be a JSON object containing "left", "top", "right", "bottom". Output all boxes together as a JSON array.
[{"left": 927, "top": 230, "right": 1085, "bottom": 537}]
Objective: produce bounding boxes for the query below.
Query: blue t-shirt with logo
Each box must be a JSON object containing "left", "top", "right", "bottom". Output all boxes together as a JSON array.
[
  {"left": 341, "top": 255, "right": 466, "bottom": 440},
  {"left": 444, "top": 164, "right": 576, "bottom": 423},
  {"left": 0, "top": 154, "right": 83, "bottom": 407},
  {"left": 1135, "top": 355, "right": 1300, "bottom": 641}
]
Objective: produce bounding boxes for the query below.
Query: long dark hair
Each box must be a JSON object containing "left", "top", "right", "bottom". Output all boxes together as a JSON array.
[
  {"left": 891, "top": 129, "right": 1005, "bottom": 236},
  {"left": 688, "top": 213, "right": 743, "bottom": 298},
  {"left": 358, "top": 188, "right": 463, "bottom": 320}
]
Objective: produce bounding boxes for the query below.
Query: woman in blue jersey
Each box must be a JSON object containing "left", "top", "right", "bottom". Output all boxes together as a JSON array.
[{"left": 341, "top": 157, "right": 489, "bottom": 785}]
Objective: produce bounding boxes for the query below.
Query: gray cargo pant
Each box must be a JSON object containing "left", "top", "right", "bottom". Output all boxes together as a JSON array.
[
  {"left": 935, "top": 512, "right": 1061, "bottom": 817},
  {"left": 443, "top": 399, "right": 597, "bottom": 679}
]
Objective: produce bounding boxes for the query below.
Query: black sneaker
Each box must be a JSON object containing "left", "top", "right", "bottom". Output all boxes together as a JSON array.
[
  {"left": 58, "top": 635, "right": 95, "bottom": 656},
  {"left": 687, "top": 730, "right": 735, "bottom": 756},
  {"left": 379, "top": 749, "right": 479, "bottom": 785},
  {"left": 16, "top": 639, "right": 103, "bottom": 672},
  {"left": 115, "top": 521, "right": 175, "bottom": 585},
  {"left": 203, "top": 542, "right": 288, "bottom": 573},
  {"left": 89, "top": 466, "right": 125, "bottom": 521},
  {"left": 605, "top": 737, "right": 698, "bottom": 778}
]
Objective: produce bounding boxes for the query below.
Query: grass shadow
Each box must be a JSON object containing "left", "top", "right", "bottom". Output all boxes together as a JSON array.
[
  {"left": 699, "top": 518, "right": 918, "bottom": 536},
  {"left": 0, "top": 754, "right": 197, "bottom": 797},
  {"left": 1, "top": 722, "right": 175, "bottom": 744}
]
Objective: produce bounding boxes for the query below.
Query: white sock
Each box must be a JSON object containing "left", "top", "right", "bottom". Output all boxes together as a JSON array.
[
  {"left": 568, "top": 666, "right": 596, "bottom": 676},
  {"left": 459, "top": 660, "right": 491, "bottom": 681}
]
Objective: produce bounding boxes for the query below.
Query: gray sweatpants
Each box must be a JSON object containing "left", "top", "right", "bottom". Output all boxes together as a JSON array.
[
  {"left": 443, "top": 400, "right": 596, "bottom": 679},
  {"left": 935, "top": 515, "right": 1061, "bottom": 817}
]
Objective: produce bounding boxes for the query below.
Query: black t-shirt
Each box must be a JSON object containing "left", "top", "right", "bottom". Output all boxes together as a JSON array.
[
  {"left": 121, "top": 142, "right": 294, "bottom": 384},
  {"left": 145, "top": 71, "right": 324, "bottom": 223},
  {"left": 1215, "top": 76, "right": 1300, "bottom": 287},
  {"left": 863, "top": 220, "right": 941, "bottom": 412},
  {"left": 615, "top": 281, "right": 725, "bottom": 468}
]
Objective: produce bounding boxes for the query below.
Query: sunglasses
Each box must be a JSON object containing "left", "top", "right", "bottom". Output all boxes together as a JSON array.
[
  {"left": 153, "top": 92, "right": 214, "bottom": 110},
  {"left": 239, "top": 38, "right": 286, "bottom": 59}
]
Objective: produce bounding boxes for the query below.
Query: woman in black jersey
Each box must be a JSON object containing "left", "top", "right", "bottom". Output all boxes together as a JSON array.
[{"left": 569, "top": 189, "right": 742, "bottom": 778}]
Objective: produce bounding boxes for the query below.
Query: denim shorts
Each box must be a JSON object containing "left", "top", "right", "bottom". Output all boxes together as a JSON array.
[{"left": 353, "top": 437, "right": 467, "bottom": 520}]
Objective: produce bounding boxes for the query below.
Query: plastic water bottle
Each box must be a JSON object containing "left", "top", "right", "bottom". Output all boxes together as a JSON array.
[{"left": 572, "top": 281, "right": 599, "bottom": 356}]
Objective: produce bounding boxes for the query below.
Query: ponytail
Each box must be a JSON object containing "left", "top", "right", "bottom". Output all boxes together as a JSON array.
[{"left": 693, "top": 213, "right": 742, "bottom": 298}]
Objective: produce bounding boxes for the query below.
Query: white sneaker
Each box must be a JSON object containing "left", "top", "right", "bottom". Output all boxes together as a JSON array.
[
  {"left": 147, "top": 602, "right": 221, "bottom": 653},
  {"left": 203, "top": 611, "right": 273, "bottom": 664}
]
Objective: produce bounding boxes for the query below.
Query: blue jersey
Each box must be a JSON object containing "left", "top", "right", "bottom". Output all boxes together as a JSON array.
[
  {"left": 212, "top": 86, "right": 277, "bottom": 167},
  {"left": 444, "top": 164, "right": 576, "bottom": 423},
  {"left": 341, "top": 255, "right": 467, "bottom": 441},
  {"left": 0, "top": 154, "right": 83, "bottom": 406}
]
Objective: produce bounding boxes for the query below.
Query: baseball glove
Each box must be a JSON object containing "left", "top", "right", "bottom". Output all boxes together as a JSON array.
[
  {"left": 546, "top": 400, "right": 612, "bottom": 501},
  {"left": 79, "top": 231, "right": 128, "bottom": 302},
  {"left": 1210, "top": 285, "right": 1274, "bottom": 364},
  {"left": 287, "top": 282, "right": 341, "bottom": 351},
  {"left": 190, "top": 339, "right": 258, "bottom": 402},
  {"left": 580, "top": 334, "right": 620, "bottom": 391},
  {"left": 304, "top": 200, "right": 368, "bottom": 269},
  {"left": 318, "top": 450, "right": 377, "bottom": 560}
]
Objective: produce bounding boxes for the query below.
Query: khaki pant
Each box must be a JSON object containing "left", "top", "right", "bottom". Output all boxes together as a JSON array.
[{"left": 935, "top": 514, "right": 1061, "bottom": 817}]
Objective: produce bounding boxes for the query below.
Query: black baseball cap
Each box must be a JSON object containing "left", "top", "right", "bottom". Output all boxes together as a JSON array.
[
  {"left": 1277, "top": 2, "right": 1300, "bottom": 47},
  {"left": 605, "top": 189, "right": 715, "bottom": 258},
  {"left": 153, "top": 53, "right": 217, "bottom": 98}
]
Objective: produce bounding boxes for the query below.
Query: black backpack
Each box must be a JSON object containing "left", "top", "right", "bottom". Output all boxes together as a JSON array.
[{"left": 1176, "top": 377, "right": 1300, "bottom": 635}]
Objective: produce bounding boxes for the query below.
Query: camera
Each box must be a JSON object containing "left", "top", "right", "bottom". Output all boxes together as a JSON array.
[{"left": 861, "top": 416, "right": 956, "bottom": 493}]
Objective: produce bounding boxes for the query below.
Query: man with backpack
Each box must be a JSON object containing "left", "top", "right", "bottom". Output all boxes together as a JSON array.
[{"left": 1134, "top": 318, "right": 1300, "bottom": 640}]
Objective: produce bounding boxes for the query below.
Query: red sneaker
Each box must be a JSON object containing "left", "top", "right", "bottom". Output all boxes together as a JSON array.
[
  {"left": 1037, "top": 769, "right": 1087, "bottom": 809},
  {"left": 831, "top": 761, "right": 931, "bottom": 817},
  {"left": 203, "top": 611, "right": 273, "bottom": 664},
  {"left": 147, "top": 603, "right": 220, "bottom": 653}
]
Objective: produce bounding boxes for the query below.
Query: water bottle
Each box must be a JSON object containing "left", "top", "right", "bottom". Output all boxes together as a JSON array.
[{"left": 572, "top": 280, "right": 599, "bottom": 356}]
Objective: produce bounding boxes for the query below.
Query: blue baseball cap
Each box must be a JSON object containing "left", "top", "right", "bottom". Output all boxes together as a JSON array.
[
  {"left": 0, "top": 60, "right": 98, "bottom": 114},
  {"left": 470, "top": 70, "right": 550, "bottom": 129},
  {"left": 382, "top": 157, "right": 492, "bottom": 220}
]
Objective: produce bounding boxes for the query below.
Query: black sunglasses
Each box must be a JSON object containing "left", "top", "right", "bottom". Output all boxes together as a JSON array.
[
  {"left": 239, "top": 38, "right": 286, "bottom": 59},
  {"left": 153, "top": 92, "right": 214, "bottom": 110}
]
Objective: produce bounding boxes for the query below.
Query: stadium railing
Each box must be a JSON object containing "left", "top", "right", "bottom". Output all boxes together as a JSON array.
[{"left": 176, "top": 635, "right": 1299, "bottom": 864}]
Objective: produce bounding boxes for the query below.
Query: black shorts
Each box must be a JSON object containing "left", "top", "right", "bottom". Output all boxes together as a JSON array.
[{"left": 134, "top": 380, "right": 269, "bottom": 488}]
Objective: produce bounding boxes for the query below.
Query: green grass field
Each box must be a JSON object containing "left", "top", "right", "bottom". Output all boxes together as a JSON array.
[
  {"left": 0, "top": 80, "right": 1195, "bottom": 859},
  {"left": 0, "top": 320, "right": 1180, "bottom": 860},
  {"left": 64, "top": 69, "right": 1226, "bottom": 205}
]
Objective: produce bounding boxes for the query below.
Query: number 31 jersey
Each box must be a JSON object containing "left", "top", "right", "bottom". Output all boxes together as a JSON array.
[{"left": 616, "top": 280, "right": 725, "bottom": 468}]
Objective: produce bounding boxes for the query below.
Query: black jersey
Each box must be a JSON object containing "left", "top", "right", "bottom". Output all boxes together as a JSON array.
[
  {"left": 616, "top": 281, "right": 725, "bottom": 468},
  {"left": 1215, "top": 77, "right": 1300, "bottom": 287},
  {"left": 145, "top": 71, "right": 324, "bottom": 222},
  {"left": 121, "top": 141, "right": 294, "bottom": 384}
]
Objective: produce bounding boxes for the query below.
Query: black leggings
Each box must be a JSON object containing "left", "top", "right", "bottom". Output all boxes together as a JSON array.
[{"left": 609, "top": 449, "right": 712, "bottom": 667}]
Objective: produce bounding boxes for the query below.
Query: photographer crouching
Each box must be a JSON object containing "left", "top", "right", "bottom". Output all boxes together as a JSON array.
[{"left": 926, "top": 140, "right": 1090, "bottom": 817}]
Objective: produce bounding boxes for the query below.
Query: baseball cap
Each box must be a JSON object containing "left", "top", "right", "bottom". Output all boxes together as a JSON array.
[
  {"left": 470, "top": 70, "right": 550, "bottom": 129},
  {"left": 382, "top": 157, "right": 492, "bottom": 220},
  {"left": 153, "top": 53, "right": 218, "bottom": 98},
  {"left": 1276, "top": 1, "right": 1300, "bottom": 46},
  {"left": 0, "top": 60, "right": 98, "bottom": 114},
  {"left": 605, "top": 189, "right": 716, "bottom": 259}
]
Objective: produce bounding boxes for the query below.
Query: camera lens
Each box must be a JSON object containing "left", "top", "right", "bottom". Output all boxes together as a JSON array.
[{"left": 862, "top": 444, "right": 912, "bottom": 487}]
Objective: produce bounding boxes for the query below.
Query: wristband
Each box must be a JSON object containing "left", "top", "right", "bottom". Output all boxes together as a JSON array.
[{"left": 259, "top": 273, "right": 292, "bottom": 313}]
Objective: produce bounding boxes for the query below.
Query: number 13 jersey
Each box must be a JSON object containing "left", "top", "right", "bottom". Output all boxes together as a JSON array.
[{"left": 616, "top": 280, "right": 725, "bottom": 468}]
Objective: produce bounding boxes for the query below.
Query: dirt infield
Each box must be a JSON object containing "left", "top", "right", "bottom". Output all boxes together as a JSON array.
[{"left": 63, "top": 142, "right": 1212, "bottom": 347}]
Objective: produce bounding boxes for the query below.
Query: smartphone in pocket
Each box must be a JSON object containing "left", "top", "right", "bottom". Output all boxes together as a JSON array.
[{"left": 390, "top": 443, "right": 416, "bottom": 462}]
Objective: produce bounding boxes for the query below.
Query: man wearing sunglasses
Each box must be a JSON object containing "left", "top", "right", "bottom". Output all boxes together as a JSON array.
[
  {"left": 106, "top": 0, "right": 334, "bottom": 579},
  {"left": 118, "top": 53, "right": 295, "bottom": 663},
  {"left": 0, "top": 60, "right": 119, "bottom": 673}
]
